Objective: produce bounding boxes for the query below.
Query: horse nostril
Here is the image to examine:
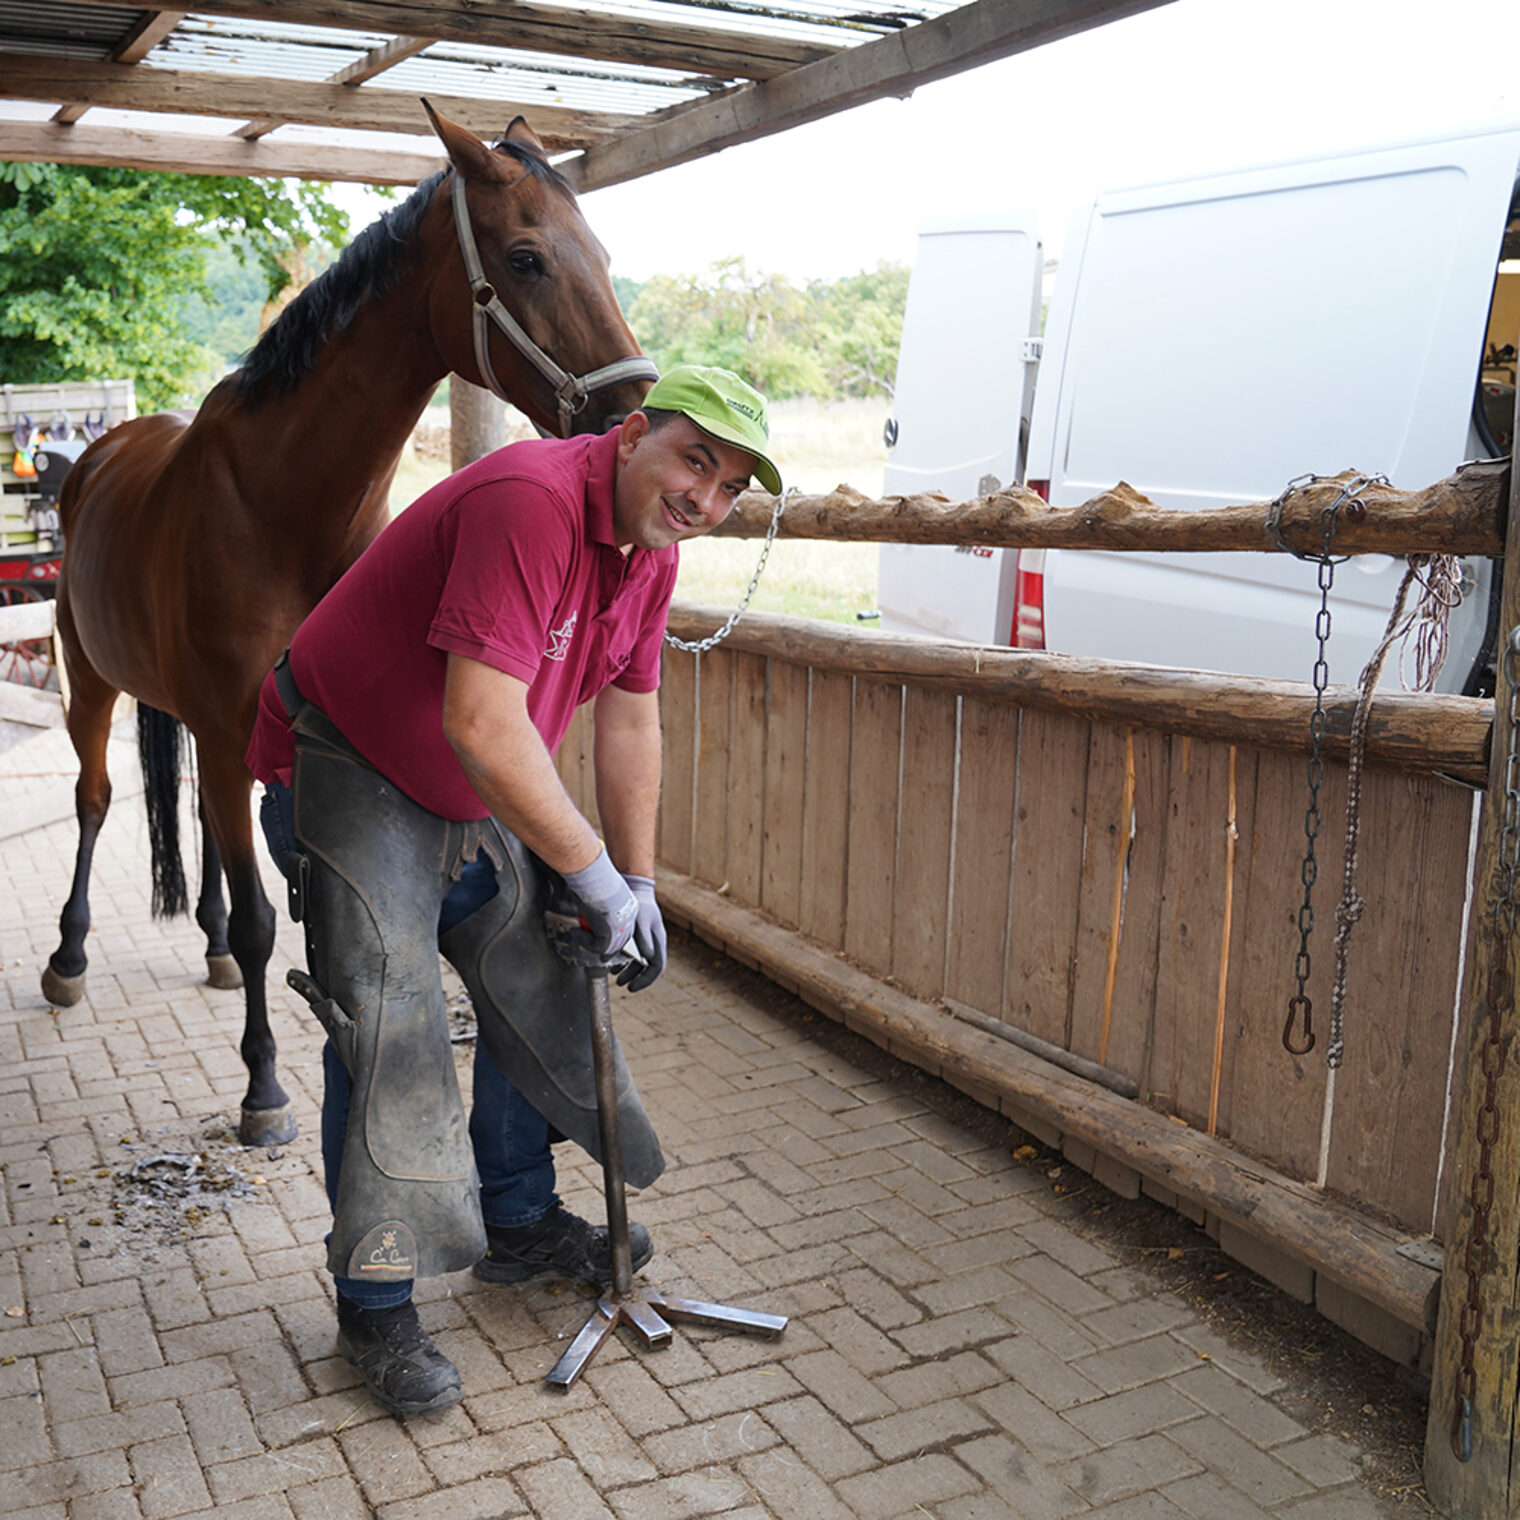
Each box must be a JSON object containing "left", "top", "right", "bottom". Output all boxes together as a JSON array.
[{"left": 604, "top": 412, "right": 628, "bottom": 428}]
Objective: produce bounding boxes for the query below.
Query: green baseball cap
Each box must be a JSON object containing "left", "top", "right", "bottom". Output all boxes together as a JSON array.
[{"left": 641, "top": 365, "right": 782, "bottom": 496}]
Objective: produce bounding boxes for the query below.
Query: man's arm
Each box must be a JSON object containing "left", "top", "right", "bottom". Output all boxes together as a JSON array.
[
  {"left": 592, "top": 685, "right": 662, "bottom": 877},
  {"left": 442, "top": 652, "right": 601, "bottom": 873}
]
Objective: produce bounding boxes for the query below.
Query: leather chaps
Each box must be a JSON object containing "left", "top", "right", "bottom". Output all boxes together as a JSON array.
[{"left": 282, "top": 696, "right": 662, "bottom": 1287}]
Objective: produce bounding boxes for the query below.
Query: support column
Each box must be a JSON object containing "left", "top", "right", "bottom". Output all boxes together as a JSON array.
[
  {"left": 450, "top": 376, "right": 506, "bottom": 472},
  {"left": 1426, "top": 372, "right": 1520, "bottom": 1516}
]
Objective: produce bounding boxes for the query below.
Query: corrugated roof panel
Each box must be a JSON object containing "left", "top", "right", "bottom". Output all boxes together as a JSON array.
[{"left": 0, "top": 0, "right": 144, "bottom": 59}]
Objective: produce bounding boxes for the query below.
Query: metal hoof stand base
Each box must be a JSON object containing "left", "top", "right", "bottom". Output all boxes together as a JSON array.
[
  {"left": 547, "top": 1287, "right": 786, "bottom": 1389},
  {"left": 545, "top": 963, "right": 787, "bottom": 1390}
]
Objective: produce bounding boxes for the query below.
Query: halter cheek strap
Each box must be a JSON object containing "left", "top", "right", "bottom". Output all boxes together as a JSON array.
[{"left": 450, "top": 172, "right": 659, "bottom": 436}]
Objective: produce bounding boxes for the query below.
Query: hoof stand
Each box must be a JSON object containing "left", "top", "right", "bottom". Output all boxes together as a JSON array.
[
  {"left": 41, "top": 962, "right": 86, "bottom": 1008},
  {"left": 240, "top": 1103, "right": 297, "bottom": 1147},
  {"left": 205, "top": 954, "right": 243, "bottom": 990}
]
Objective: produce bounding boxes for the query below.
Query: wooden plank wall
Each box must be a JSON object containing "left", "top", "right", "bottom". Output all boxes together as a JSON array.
[{"left": 558, "top": 645, "right": 1479, "bottom": 1240}]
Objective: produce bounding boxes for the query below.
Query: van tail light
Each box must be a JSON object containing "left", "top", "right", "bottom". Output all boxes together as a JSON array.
[{"left": 1012, "top": 479, "right": 1050, "bottom": 649}]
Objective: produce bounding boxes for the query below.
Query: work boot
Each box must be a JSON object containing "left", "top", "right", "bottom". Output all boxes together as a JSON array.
[
  {"left": 473, "top": 1204, "right": 653, "bottom": 1287},
  {"left": 335, "top": 1297, "right": 462, "bottom": 1416}
]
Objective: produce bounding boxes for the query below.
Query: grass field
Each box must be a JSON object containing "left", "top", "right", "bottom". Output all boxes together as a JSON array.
[{"left": 388, "top": 395, "right": 888, "bottom": 626}]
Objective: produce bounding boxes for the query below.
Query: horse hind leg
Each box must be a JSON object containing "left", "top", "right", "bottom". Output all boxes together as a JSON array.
[
  {"left": 195, "top": 789, "right": 243, "bottom": 991},
  {"left": 42, "top": 645, "right": 118, "bottom": 1008},
  {"left": 198, "top": 743, "right": 297, "bottom": 1146}
]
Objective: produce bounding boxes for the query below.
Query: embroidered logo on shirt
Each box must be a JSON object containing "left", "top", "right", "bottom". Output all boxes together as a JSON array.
[{"left": 545, "top": 611, "right": 578, "bottom": 661}]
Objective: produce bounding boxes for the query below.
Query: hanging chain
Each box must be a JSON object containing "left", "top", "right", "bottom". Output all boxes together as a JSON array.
[
  {"left": 1270, "top": 473, "right": 1388, "bottom": 1057},
  {"left": 665, "top": 488, "right": 791, "bottom": 655},
  {"left": 1451, "top": 625, "right": 1520, "bottom": 1462}
]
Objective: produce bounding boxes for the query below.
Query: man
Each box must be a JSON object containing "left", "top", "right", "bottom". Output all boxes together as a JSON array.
[{"left": 247, "top": 366, "right": 781, "bottom": 1415}]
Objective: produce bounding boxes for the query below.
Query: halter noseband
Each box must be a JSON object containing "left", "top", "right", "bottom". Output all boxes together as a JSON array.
[{"left": 450, "top": 171, "right": 658, "bottom": 436}]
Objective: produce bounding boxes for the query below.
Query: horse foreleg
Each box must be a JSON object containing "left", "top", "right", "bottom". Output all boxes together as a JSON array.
[
  {"left": 42, "top": 640, "right": 118, "bottom": 1008},
  {"left": 195, "top": 791, "right": 243, "bottom": 991},
  {"left": 198, "top": 745, "right": 297, "bottom": 1146}
]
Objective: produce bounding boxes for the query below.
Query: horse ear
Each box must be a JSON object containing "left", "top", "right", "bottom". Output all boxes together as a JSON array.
[
  {"left": 421, "top": 99, "right": 505, "bottom": 182},
  {"left": 501, "top": 116, "right": 548, "bottom": 159}
]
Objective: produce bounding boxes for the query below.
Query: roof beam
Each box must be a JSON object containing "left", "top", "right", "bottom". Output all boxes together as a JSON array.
[
  {"left": 61, "top": 0, "right": 842, "bottom": 81},
  {"left": 563, "top": 0, "right": 1177, "bottom": 192},
  {"left": 236, "top": 32, "right": 432, "bottom": 140},
  {"left": 1, "top": 54, "right": 636, "bottom": 151},
  {"left": 0, "top": 119, "right": 443, "bottom": 184},
  {"left": 52, "top": 8, "right": 187, "bottom": 125}
]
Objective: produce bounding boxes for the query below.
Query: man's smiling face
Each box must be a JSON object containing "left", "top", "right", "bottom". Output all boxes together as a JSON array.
[{"left": 611, "top": 411, "right": 756, "bottom": 552}]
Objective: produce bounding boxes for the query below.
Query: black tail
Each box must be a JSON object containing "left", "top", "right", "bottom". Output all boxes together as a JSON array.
[{"left": 137, "top": 703, "right": 188, "bottom": 918}]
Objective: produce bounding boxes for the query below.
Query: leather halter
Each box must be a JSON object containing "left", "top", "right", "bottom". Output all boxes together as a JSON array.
[{"left": 450, "top": 171, "right": 658, "bottom": 436}]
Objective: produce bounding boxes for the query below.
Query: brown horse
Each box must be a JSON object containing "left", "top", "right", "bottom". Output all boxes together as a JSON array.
[{"left": 41, "top": 106, "right": 655, "bottom": 1145}]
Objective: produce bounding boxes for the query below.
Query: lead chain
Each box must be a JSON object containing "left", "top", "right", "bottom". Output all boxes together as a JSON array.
[
  {"left": 665, "top": 488, "right": 791, "bottom": 655},
  {"left": 1451, "top": 626, "right": 1520, "bottom": 1462}
]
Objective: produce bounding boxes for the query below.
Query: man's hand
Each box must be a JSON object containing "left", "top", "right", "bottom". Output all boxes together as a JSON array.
[
  {"left": 562, "top": 846, "right": 638, "bottom": 958},
  {"left": 619, "top": 876, "right": 666, "bottom": 991}
]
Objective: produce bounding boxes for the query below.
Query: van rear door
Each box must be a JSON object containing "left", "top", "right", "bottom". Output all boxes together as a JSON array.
[
  {"left": 879, "top": 214, "right": 1042, "bottom": 643},
  {"left": 1025, "top": 121, "right": 1520, "bottom": 689}
]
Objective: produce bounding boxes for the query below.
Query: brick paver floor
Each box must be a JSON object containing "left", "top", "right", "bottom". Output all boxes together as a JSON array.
[{"left": 3, "top": 722, "right": 1426, "bottom": 1519}]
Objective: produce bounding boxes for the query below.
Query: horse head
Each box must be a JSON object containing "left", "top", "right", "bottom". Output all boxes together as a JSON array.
[{"left": 424, "top": 105, "right": 656, "bottom": 437}]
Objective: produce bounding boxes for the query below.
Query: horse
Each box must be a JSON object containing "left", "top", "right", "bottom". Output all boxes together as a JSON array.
[{"left": 40, "top": 104, "right": 656, "bottom": 1147}]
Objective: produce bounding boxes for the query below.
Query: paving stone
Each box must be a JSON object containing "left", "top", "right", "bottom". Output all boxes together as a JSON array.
[
  {"left": 760, "top": 1395, "right": 874, "bottom": 1480},
  {"left": 953, "top": 1431, "right": 1090, "bottom": 1519},
  {"left": 739, "top": 1449, "right": 858, "bottom": 1520},
  {"left": 607, "top": 1468, "right": 755, "bottom": 1520},
  {"left": 181, "top": 1385, "right": 265, "bottom": 1466},
  {"left": 1073, "top": 1335, "right": 1200, "bottom": 1395},
  {"left": 550, "top": 1406, "right": 658, "bottom": 1485},
  {"left": 130, "top": 1432, "right": 214, "bottom": 1519},
  {"left": 52, "top": 1400, "right": 184, "bottom": 1459},
  {"left": 783, "top": 1348, "right": 897, "bottom": 1423},
  {"left": 1160, "top": 1471, "right": 1275, "bottom": 1519},
  {"left": 856, "top": 1396, "right": 993, "bottom": 1460},
  {"left": 514, "top": 1456, "right": 616, "bottom": 1520},
  {"left": 1063, "top": 1382, "right": 1202, "bottom": 1449},
  {"left": 1058, "top": 1434, "right": 1203, "bottom": 1506},
  {"left": 1271, "top": 1432, "right": 1363, "bottom": 1487},
  {"left": 373, "top": 1477, "right": 524, "bottom": 1519},
  {"left": 671, "top": 1365, "right": 804, "bottom": 1422},
  {"left": 638, "top": 1408, "right": 779, "bottom": 1473},
  {"left": 285, "top": 1474, "right": 379, "bottom": 1520},
  {"left": 1168, "top": 1363, "right": 1306, "bottom": 1448},
  {"left": 335, "top": 1420, "right": 436, "bottom": 1507},
  {"left": 835, "top": 1452, "right": 982, "bottom": 1519},
  {"left": 985, "top": 1335, "right": 1106, "bottom": 1411},
  {"left": 1163, "top": 1417, "right": 1310, "bottom": 1507}
]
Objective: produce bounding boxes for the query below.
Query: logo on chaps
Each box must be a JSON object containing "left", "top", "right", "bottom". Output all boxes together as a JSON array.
[
  {"left": 349, "top": 1220, "right": 417, "bottom": 1279},
  {"left": 545, "top": 611, "right": 577, "bottom": 662}
]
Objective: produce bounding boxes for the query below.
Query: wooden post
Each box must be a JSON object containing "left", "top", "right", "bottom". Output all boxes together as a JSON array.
[
  {"left": 1426, "top": 374, "right": 1520, "bottom": 1516},
  {"left": 450, "top": 376, "right": 505, "bottom": 472}
]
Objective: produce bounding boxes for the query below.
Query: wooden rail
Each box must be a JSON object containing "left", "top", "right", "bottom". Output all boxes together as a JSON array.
[
  {"left": 712, "top": 460, "right": 1510, "bottom": 555},
  {"left": 668, "top": 605, "right": 1493, "bottom": 784}
]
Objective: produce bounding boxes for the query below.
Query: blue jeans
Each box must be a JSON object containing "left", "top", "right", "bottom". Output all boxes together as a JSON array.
[{"left": 260, "top": 781, "right": 557, "bottom": 1308}]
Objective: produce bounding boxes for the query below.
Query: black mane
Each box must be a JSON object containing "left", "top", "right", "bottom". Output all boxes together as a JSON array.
[{"left": 233, "top": 142, "right": 571, "bottom": 399}]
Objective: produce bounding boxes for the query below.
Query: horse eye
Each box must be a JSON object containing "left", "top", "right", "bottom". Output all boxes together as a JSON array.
[{"left": 507, "top": 250, "right": 545, "bottom": 278}]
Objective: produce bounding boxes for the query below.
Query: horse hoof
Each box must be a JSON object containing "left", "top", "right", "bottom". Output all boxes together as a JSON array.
[
  {"left": 240, "top": 1104, "right": 297, "bottom": 1147},
  {"left": 205, "top": 954, "right": 244, "bottom": 991},
  {"left": 41, "top": 963, "right": 86, "bottom": 1008}
]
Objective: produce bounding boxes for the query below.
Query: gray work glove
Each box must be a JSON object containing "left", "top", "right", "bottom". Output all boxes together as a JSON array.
[
  {"left": 562, "top": 846, "right": 638, "bottom": 958},
  {"left": 619, "top": 876, "right": 666, "bottom": 992}
]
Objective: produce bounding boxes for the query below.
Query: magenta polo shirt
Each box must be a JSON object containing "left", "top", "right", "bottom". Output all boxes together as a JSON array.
[{"left": 246, "top": 429, "right": 678, "bottom": 821}]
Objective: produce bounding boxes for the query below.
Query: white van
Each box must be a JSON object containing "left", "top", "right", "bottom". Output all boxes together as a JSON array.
[{"left": 879, "top": 120, "right": 1520, "bottom": 694}]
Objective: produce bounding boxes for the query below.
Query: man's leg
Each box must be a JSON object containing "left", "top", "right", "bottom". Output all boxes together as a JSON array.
[
  {"left": 259, "top": 781, "right": 461, "bottom": 1416},
  {"left": 468, "top": 1040, "right": 653, "bottom": 1285}
]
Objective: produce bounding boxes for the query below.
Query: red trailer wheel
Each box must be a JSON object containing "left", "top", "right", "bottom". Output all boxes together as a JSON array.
[{"left": 0, "top": 583, "right": 55, "bottom": 690}]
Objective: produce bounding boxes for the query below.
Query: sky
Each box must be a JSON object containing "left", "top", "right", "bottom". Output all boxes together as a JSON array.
[{"left": 558, "top": 0, "right": 1520, "bottom": 283}]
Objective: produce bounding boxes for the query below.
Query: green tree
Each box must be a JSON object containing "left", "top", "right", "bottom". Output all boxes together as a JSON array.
[
  {"left": 0, "top": 162, "right": 348, "bottom": 410},
  {"left": 626, "top": 257, "right": 908, "bottom": 401}
]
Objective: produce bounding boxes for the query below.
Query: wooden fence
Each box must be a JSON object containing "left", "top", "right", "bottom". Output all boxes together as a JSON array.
[{"left": 555, "top": 614, "right": 1483, "bottom": 1246}]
